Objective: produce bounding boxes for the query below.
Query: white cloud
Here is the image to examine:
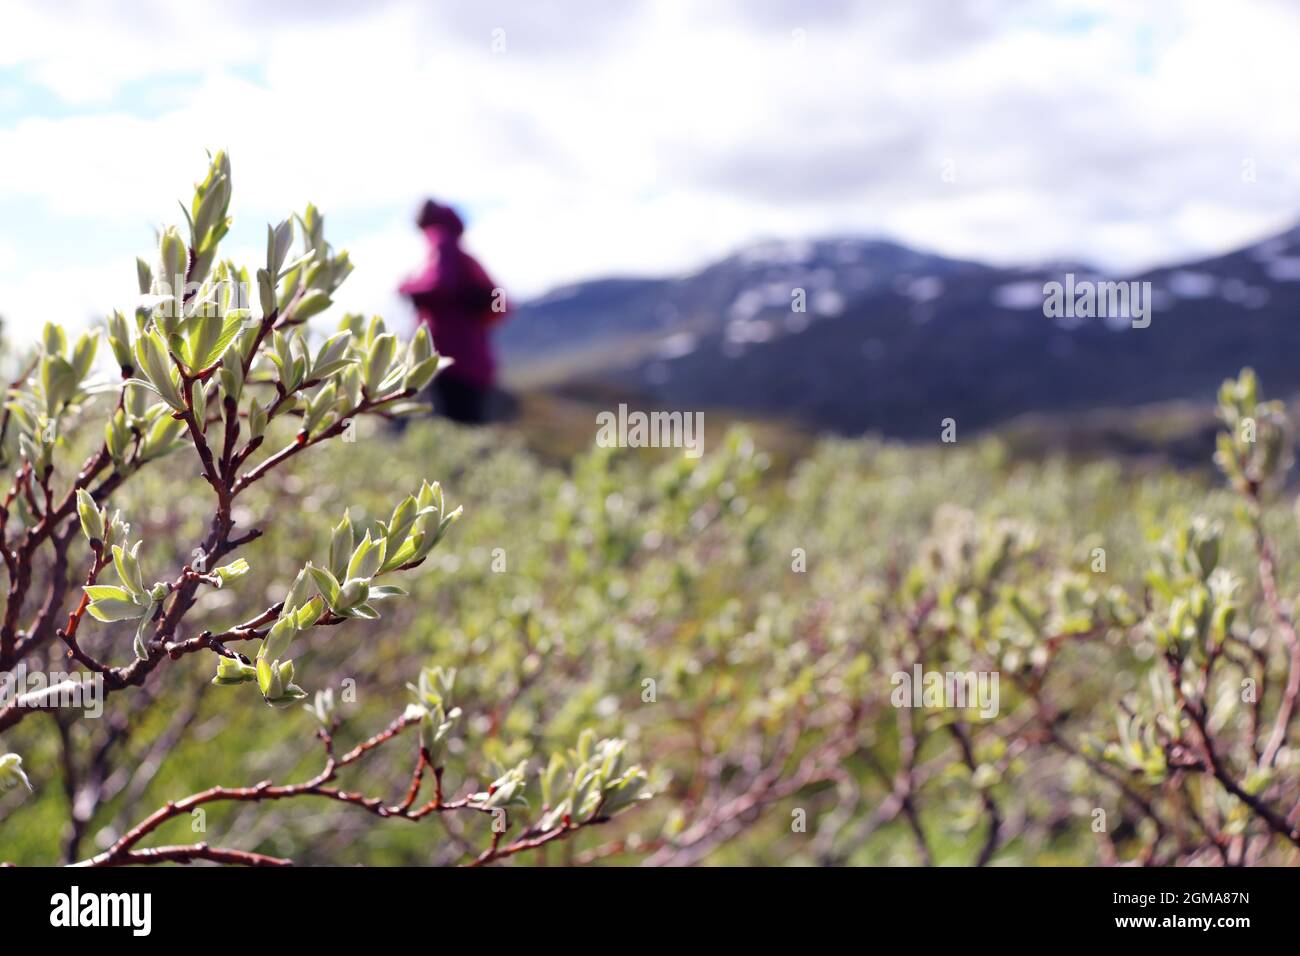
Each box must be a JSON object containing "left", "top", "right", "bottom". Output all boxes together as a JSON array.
[{"left": 1, "top": 0, "right": 1299, "bottom": 340}]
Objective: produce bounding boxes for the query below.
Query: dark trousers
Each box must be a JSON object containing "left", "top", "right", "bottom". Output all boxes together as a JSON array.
[{"left": 431, "top": 375, "right": 488, "bottom": 424}]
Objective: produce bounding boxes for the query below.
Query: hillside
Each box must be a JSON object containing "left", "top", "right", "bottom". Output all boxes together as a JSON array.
[{"left": 500, "top": 227, "right": 1300, "bottom": 437}]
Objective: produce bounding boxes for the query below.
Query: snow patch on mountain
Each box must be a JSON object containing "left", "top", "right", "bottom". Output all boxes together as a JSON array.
[
  {"left": 992, "top": 281, "right": 1044, "bottom": 310},
  {"left": 1167, "top": 271, "right": 1217, "bottom": 298}
]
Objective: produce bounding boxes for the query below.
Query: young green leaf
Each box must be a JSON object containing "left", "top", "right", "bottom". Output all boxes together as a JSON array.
[
  {"left": 329, "top": 511, "right": 354, "bottom": 580},
  {"left": 346, "top": 533, "right": 386, "bottom": 582},
  {"left": 76, "top": 489, "right": 104, "bottom": 544}
]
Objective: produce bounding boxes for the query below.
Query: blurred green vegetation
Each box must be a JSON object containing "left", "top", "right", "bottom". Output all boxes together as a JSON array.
[{"left": 4, "top": 377, "right": 1296, "bottom": 866}]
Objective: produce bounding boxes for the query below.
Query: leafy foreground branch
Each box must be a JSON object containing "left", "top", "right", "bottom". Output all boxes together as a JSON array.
[
  {"left": 78, "top": 705, "right": 642, "bottom": 868},
  {"left": 0, "top": 152, "right": 648, "bottom": 865}
]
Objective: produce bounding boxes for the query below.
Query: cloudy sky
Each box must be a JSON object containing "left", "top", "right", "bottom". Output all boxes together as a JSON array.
[{"left": 2, "top": 0, "right": 1299, "bottom": 339}]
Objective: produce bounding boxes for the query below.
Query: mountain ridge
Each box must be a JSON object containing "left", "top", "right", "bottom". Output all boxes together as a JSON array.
[{"left": 499, "top": 225, "right": 1300, "bottom": 436}]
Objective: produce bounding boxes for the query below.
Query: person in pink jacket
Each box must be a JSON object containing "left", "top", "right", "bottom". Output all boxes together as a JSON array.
[{"left": 399, "top": 199, "right": 506, "bottom": 423}]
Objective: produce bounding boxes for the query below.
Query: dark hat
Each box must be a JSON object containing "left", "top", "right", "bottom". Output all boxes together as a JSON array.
[{"left": 416, "top": 199, "right": 465, "bottom": 236}]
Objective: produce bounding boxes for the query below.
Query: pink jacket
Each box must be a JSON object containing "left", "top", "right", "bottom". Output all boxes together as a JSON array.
[{"left": 399, "top": 226, "right": 503, "bottom": 389}]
